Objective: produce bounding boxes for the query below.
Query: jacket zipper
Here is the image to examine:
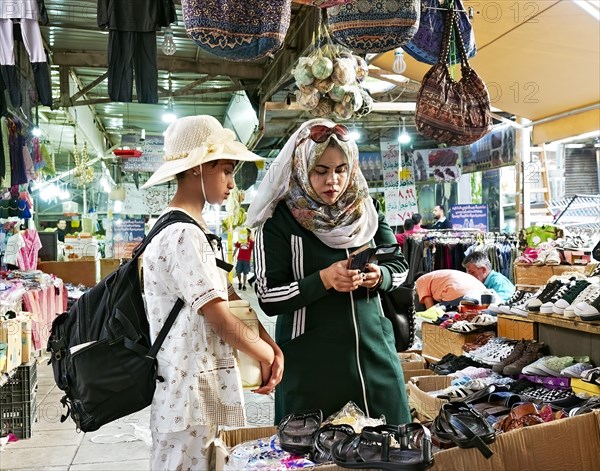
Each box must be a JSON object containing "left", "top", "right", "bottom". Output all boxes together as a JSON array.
[{"left": 347, "top": 248, "right": 370, "bottom": 417}]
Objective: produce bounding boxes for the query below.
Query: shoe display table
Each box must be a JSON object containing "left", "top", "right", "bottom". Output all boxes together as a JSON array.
[
  {"left": 513, "top": 264, "right": 596, "bottom": 288},
  {"left": 498, "top": 312, "right": 600, "bottom": 367}
]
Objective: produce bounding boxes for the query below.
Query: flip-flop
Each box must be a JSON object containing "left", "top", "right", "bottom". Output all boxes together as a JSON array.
[
  {"left": 277, "top": 409, "right": 322, "bottom": 455},
  {"left": 331, "top": 423, "right": 434, "bottom": 471},
  {"left": 433, "top": 402, "right": 496, "bottom": 459}
]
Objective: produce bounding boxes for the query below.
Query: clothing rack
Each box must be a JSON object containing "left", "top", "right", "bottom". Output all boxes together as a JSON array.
[{"left": 402, "top": 232, "right": 518, "bottom": 286}]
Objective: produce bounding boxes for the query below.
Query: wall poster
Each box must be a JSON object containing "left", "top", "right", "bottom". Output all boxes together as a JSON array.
[
  {"left": 462, "top": 125, "right": 516, "bottom": 173},
  {"left": 380, "top": 139, "right": 419, "bottom": 227}
]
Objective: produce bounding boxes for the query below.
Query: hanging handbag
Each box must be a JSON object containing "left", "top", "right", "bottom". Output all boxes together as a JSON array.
[
  {"left": 327, "top": 0, "right": 420, "bottom": 54},
  {"left": 181, "top": 0, "right": 292, "bottom": 62},
  {"left": 404, "top": 0, "right": 476, "bottom": 65},
  {"left": 415, "top": 8, "right": 492, "bottom": 146},
  {"left": 379, "top": 286, "right": 416, "bottom": 353}
]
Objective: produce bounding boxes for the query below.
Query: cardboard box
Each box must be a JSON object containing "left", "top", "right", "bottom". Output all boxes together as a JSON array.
[
  {"left": 571, "top": 378, "right": 600, "bottom": 396},
  {"left": 215, "top": 426, "right": 351, "bottom": 471},
  {"left": 430, "top": 410, "right": 600, "bottom": 471},
  {"left": 403, "top": 369, "right": 435, "bottom": 383},
  {"left": 100, "top": 258, "right": 121, "bottom": 280},
  {"left": 562, "top": 250, "right": 592, "bottom": 265},
  {"left": 398, "top": 352, "right": 427, "bottom": 370},
  {"left": 16, "top": 313, "right": 33, "bottom": 363},
  {"left": 215, "top": 412, "right": 600, "bottom": 471},
  {"left": 0, "top": 319, "right": 22, "bottom": 373},
  {"left": 514, "top": 264, "right": 595, "bottom": 287},
  {"left": 497, "top": 314, "right": 537, "bottom": 340},
  {"left": 421, "top": 322, "right": 480, "bottom": 361},
  {"left": 407, "top": 375, "right": 452, "bottom": 421}
]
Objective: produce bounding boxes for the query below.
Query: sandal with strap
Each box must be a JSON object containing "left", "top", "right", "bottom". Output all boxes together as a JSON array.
[
  {"left": 310, "top": 424, "right": 355, "bottom": 464},
  {"left": 433, "top": 402, "right": 496, "bottom": 459},
  {"left": 331, "top": 423, "right": 434, "bottom": 470},
  {"left": 277, "top": 409, "right": 322, "bottom": 455}
]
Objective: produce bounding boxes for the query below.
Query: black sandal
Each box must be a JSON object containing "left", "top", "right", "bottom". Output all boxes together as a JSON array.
[
  {"left": 310, "top": 423, "right": 355, "bottom": 464},
  {"left": 331, "top": 423, "right": 434, "bottom": 470},
  {"left": 277, "top": 409, "right": 322, "bottom": 455},
  {"left": 433, "top": 402, "right": 496, "bottom": 459}
]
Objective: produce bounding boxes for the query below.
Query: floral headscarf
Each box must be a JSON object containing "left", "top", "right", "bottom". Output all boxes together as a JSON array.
[{"left": 247, "top": 119, "right": 378, "bottom": 249}]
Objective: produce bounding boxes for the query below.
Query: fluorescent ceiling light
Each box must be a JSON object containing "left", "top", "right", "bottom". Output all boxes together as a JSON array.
[
  {"left": 574, "top": 0, "right": 600, "bottom": 20},
  {"left": 564, "top": 143, "right": 586, "bottom": 148},
  {"left": 349, "top": 130, "right": 361, "bottom": 141}
]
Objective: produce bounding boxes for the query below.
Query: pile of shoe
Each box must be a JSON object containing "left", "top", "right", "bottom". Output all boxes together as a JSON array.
[
  {"left": 430, "top": 353, "right": 486, "bottom": 375},
  {"left": 490, "top": 340, "right": 548, "bottom": 376},
  {"left": 491, "top": 276, "right": 600, "bottom": 321},
  {"left": 463, "top": 337, "right": 518, "bottom": 367}
]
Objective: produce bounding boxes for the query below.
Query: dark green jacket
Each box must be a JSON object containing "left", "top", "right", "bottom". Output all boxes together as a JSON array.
[{"left": 254, "top": 202, "right": 411, "bottom": 424}]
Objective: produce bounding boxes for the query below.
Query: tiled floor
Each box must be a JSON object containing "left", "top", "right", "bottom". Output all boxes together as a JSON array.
[{"left": 0, "top": 286, "right": 275, "bottom": 470}]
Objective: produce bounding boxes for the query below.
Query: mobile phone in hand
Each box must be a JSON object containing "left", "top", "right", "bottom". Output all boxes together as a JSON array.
[{"left": 348, "top": 244, "right": 400, "bottom": 272}]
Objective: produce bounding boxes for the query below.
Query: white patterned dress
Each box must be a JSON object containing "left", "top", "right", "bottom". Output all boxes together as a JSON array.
[{"left": 143, "top": 209, "right": 245, "bottom": 470}]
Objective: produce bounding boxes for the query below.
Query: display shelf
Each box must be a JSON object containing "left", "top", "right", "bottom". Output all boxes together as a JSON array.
[
  {"left": 550, "top": 195, "right": 600, "bottom": 233},
  {"left": 526, "top": 312, "right": 600, "bottom": 335}
]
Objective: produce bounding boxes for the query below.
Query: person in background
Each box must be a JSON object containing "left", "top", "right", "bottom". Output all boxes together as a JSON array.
[
  {"left": 247, "top": 118, "right": 411, "bottom": 426},
  {"left": 463, "top": 251, "right": 516, "bottom": 302},
  {"left": 431, "top": 205, "right": 453, "bottom": 230},
  {"left": 140, "top": 115, "right": 283, "bottom": 471},
  {"left": 412, "top": 213, "right": 424, "bottom": 231},
  {"left": 56, "top": 219, "right": 67, "bottom": 242},
  {"left": 233, "top": 228, "right": 254, "bottom": 290},
  {"left": 395, "top": 218, "right": 417, "bottom": 247},
  {"left": 414, "top": 269, "right": 487, "bottom": 309}
]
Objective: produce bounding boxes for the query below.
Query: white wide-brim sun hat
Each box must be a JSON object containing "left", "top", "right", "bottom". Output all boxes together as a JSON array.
[{"left": 142, "top": 115, "right": 264, "bottom": 189}]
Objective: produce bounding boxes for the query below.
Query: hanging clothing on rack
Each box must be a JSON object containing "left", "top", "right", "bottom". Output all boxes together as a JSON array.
[
  {"left": 7, "top": 117, "right": 27, "bottom": 186},
  {"left": 97, "top": 0, "right": 176, "bottom": 104},
  {"left": 0, "top": 6, "right": 52, "bottom": 107},
  {"left": 402, "top": 232, "right": 519, "bottom": 285}
]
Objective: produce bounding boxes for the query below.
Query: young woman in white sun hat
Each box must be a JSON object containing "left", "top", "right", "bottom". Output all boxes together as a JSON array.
[{"left": 141, "top": 115, "right": 283, "bottom": 471}]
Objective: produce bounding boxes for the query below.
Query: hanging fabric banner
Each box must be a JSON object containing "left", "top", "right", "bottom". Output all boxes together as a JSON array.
[{"left": 380, "top": 139, "right": 418, "bottom": 227}]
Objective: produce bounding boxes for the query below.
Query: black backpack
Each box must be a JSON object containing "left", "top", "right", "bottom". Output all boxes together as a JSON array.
[{"left": 47, "top": 210, "right": 230, "bottom": 432}]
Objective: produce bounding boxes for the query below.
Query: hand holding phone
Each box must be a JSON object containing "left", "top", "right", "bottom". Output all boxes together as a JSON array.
[{"left": 348, "top": 244, "right": 400, "bottom": 272}]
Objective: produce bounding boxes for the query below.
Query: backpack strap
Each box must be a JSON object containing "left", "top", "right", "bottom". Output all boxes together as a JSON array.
[
  {"left": 147, "top": 298, "right": 184, "bottom": 359},
  {"left": 132, "top": 210, "right": 233, "bottom": 272}
]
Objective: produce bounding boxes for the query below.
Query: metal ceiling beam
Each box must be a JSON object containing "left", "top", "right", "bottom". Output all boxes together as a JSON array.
[
  {"left": 58, "top": 83, "right": 258, "bottom": 108},
  {"left": 53, "top": 51, "right": 265, "bottom": 80}
]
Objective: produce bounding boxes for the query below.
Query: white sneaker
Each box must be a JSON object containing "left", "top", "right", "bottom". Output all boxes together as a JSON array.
[
  {"left": 561, "top": 283, "right": 599, "bottom": 318},
  {"left": 573, "top": 285, "right": 600, "bottom": 317}
]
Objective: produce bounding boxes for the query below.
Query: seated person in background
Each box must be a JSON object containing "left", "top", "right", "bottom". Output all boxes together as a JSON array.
[
  {"left": 463, "top": 251, "right": 516, "bottom": 302},
  {"left": 431, "top": 205, "right": 453, "bottom": 230},
  {"left": 395, "top": 218, "right": 417, "bottom": 247},
  {"left": 414, "top": 269, "right": 487, "bottom": 310},
  {"left": 412, "top": 213, "right": 424, "bottom": 231}
]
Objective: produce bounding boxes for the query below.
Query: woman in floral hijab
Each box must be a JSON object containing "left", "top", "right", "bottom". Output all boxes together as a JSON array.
[{"left": 247, "top": 119, "right": 411, "bottom": 425}]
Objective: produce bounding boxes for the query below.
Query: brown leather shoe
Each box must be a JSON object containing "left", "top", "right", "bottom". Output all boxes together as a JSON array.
[
  {"left": 492, "top": 339, "right": 528, "bottom": 373},
  {"left": 502, "top": 341, "right": 547, "bottom": 376}
]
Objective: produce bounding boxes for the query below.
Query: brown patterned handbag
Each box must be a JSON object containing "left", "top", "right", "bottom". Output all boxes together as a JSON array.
[{"left": 415, "top": 7, "right": 492, "bottom": 146}]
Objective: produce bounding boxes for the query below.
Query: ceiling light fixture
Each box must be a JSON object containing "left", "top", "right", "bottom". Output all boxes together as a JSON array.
[
  {"left": 162, "top": 97, "right": 176, "bottom": 124},
  {"left": 161, "top": 26, "right": 177, "bottom": 55},
  {"left": 162, "top": 72, "right": 176, "bottom": 123},
  {"left": 349, "top": 126, "right": 361, "bottom": 142},
  {"left": 392, "top": 48, "right": 407, "bottom": 75},
  {"left": 398, "top": 117, "right": 411, "bottom": 144},
  {"left": 32, "top": 105, "right": 42, "bottom": 137}
]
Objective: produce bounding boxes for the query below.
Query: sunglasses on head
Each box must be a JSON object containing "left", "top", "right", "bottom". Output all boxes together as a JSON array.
[{"left": 309, "top": 124, "right": 351, "bottom": 143}]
